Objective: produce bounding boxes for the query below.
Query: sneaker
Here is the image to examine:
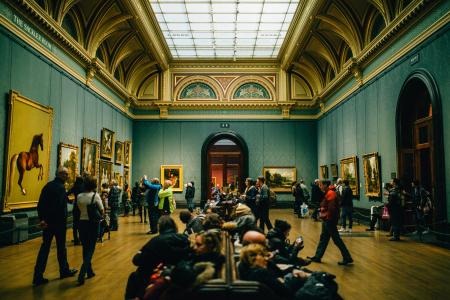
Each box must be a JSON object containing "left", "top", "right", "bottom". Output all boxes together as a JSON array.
[
  {"left": 32, "top": 277, "right": 49, "bottom": 286},
  {"left": 338, "top": 259, "right": 354, "bottom": 266},
  {"left": 306, "top": 256, "right": 322, "bottom": 263},
  {"left": 60, "top": 269, "right": 78, "bottom": 279},
  {"left": 338, "top": 227, "right": 346, "bottom": 232}
]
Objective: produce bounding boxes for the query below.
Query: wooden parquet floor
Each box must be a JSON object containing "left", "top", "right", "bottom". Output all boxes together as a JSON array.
[{"left": 0, "top": 209, "right": 450, "bottom": 300}]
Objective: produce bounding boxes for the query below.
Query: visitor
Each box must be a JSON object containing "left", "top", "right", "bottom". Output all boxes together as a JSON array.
[
  {"left": 125, "top": 216, "right": 190, "bottom": 299},
  {"left": 108, "top": 180, "right": 121, "bottom": 231},
  {"left": 411, "top": 180, "right": 431, "bottom": 234},
  {"left": 122, "top": 183, "right": 131, "bottom": 217},
  {"left": 308, "top": 180, "right": 353, "bottom": 265},
  {"left": 68, "top": 176, "right": 84, "bottom": 245},
  {"left": 76, "top": 176, "right": 104, "bottom": 285},
  {"left": 143, "top": 176, "right": 162, "bottom": 234},
  {"left": 179, "top": 210, "right": 204, "bottom": 235},
  {"left": 191, "top": 231, "right": 225, "bottom": 276},
  {"left": 32, "top": 166, "right": 78, "bottom": 286},
  {"left": 158, "top": 180, "right": 175, "bottom": 215},
  {"left": 387, "top": 178, "right": 403, "bottom": 241},
  {"left": 185, "top": 181, "right": 195, "bottom": 212},
  {"left": 339, "top": 180, "right": 354, "bottom": 233},
  {"left": 310, "top": 179, "right": 323, "bottom": 221},
  {"left": 242, "top": 177, "right": 258, "bottom": 216},
  {"left": 203, "top": 213, "right": 222, "bottom": 233},
  {"left": 256, "top": 176, "right": 273, "bottom": 232},
  {"left": 299, "top": 180, "right": 310, "bottom": 203},
  {"left": 131, "top": 181, "right": 140, "bottom": 216},
  {"left": 292, "top": 181, "right": 306, "bottom": 217}
]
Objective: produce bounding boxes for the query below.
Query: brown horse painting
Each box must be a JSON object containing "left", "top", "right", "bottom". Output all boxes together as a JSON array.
[{"left": 9, "top": 133, "right": 44, "bottom": 195}]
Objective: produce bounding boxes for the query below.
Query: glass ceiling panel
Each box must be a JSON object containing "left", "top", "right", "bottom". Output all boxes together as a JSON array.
[{"left": 149, "top": 0, "right": 300, "bottom": 59}]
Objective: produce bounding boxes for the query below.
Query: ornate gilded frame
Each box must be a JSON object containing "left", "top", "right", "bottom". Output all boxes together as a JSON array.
[
  {"left": 58, "top": 143, "right": 79, "bottom": 193},
  {"left": 114, "top": 141, "right": 124, "bottom": 165},
  {"left": 160, "top": 165, "right": 183, "bottom": 192},
  {"left": 123, "top": 167, "right": 130, "bottom": 187},
  {"left": 340, "top": 156, "right": 359, "bottom": 197},
  {"left": 363, "top": 152, "right": 381, "bottom": 197},
  {"left": 124, "top": 141, "right": 132, "bottom": 167},
  {"left": 81, "top": 138, "right": 100, "bottom": 177},
  {"left": 320, "top": 165, "right": 329, "bottom": 179},
  {"left": 3, "top": 90, "right": 53, "bottom": 212},
  {"left": 262, "top": 166, "right": 297, "bottom": 193},
  {"left": 100, "top": 128, "right": 115, "bottom": 159}
]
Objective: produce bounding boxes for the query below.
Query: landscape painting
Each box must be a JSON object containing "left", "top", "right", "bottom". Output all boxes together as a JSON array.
[
  {"left": 263, "top": 167, "right": 296, "bottom": 192},
  {"left": 58, "top": 143, "right": 78, "bottom": 192},
  {"left": 340, "top": 156, "right": 359, "bottom": 197},
  {"left": 363, "top": 152, "right": 381, "bottom": 197}
]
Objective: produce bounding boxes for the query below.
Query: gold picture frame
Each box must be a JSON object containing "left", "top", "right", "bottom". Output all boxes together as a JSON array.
[
  {"left": 3, "top": 90, "right": 53, "bottom": 212},
  {"left": 58, "top": 143, "right": 78, "bottom": 193},
  {"left": 320, "top": 165, "right": 329, "bottom": 179},
  {"left": 114, "top": 172, "right": 123, "bottom": 189},
  {"left": 263, "top": 167, "right": 297, "bottom": 192},
  {"left": 123, "top": 167, "right": 130, "bottom": 187},
  {"left": 81, "top": 138, "right": 100, "bottom": 177},
  {"left": 161, "top": 165, "right": 183, "bottom": 192},
  {"left": 330, "top": 164, "right": 338, "bottom": 178},
  {"left": 99, "top": 160, "right": 113, "bottom": 188},
  {"left": 363, "top": 152, "right": 381, "bottom": 197},
  {"left": 340, "top": 156, "right": 359, "bottom": 197},
  {"left": 124, "top": 141, "right": 132, "bottom": 167},
  {"left": 100, "top": 128, "right": 115, "bottom": 160},
  {"left": 114, "top": 141, "right": 123, "bottom": 165}
]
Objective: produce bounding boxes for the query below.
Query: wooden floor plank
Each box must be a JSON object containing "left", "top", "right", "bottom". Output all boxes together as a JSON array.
[{"left": 0, "top": 209, "right": 449, "bottom": 299}]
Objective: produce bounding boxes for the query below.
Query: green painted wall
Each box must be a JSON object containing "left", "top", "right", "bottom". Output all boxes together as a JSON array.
[
  {"left": 132, "top": 120, "right": 317, "bottom": 205},
  {"left": 317, "top": 24, "right": 450, "bottom": 219},
  {"left": 0, "top": 27, "right": 133, "bottom": 211}
]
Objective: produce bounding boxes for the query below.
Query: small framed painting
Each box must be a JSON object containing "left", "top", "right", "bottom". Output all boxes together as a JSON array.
[
  {"left": 123, "top": 167, "right": 130, "bottom": 187},
  {"left": 340, "top": 156, "right": 359, "bottom": 197},
  {"left": 124, "top": 141, "right": 132, "bottom": 167},
  {"left": 114, "top": 141, "right": 123, "bottom": 165},
  {"left": 99, "top": 160, "right": 113, "bottom": 188},
  {"left": 81, "top": 138, "right": 99, "bottom": 177},
  {"left": 330, "top": 164, "right": 338, "bottom": 178},
  {"left": 100, "top": 128, "right": 115, "bottom": 160},
  {"left": 160, "top": 165, "right": 183, "bottom": 192},
  {"left": 320, "top": 165, "right": 329, "bottom": 179},
  {"left": 58, "top": 143, "right": 78, "bottom": 192},
  {"left": 363, "top": 152, "right": 381, "bottom": 197},
  {"left": 262, "top": 167, "right": 297, "bottom": 192}
]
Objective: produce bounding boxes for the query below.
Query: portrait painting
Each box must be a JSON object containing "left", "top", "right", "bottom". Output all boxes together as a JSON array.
[
  {"left": 115, "top": 141, "right": 123, "bottom": 165},
  {"left": 340, "top": 156, "right": 359, "bottom": 197},
  {"left": 114, "top": 172, "right": 123, "bottom": 189},
  {"left": 81, "top": 138, "right": 99, "bottom": 177},
  {"left": 124, "top": 141, "right": 132, "bottom": 167},
  {"left": 58, "top": 143, "right": 78, "bottom": 192},
  {"left": 363, "top": 152, "right": 381, "bottom": 197},
  {"left": 161, "top": 165, "right": 183, "bottom": 192},
  {"left": 263, "top": 167, "right": 296, "bottom": 192},
  {"left": 123, "top": 167, "right": 130, "bottom": 187},
  {"left": 100, "top": 128, "right": 115, "bottom": 159},
  {"left": 3, "top": 91, "right": 53, "bottom": 212},
  {"left": 330, "top": 164, "right": 338, "bottom": 178},
  {"left": 99, "top": 160, "right": 113, "bottom": 187},
  {"left": 320, "top": 165, "right": 329, "bottom": 179}
]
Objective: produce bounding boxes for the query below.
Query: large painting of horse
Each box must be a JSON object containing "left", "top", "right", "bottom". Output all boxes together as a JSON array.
[{"left": 3, "top": 91, "right": 53, "bottom": 212}]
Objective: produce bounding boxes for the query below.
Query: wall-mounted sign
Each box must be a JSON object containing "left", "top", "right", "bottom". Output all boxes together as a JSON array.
[{"left": 220, "top": 123, "right": 230, "bottom": 128}]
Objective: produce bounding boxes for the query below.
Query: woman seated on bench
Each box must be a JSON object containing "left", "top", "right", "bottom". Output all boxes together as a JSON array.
[
  {"left": 191, "top": 231, "right": 225, "bottom": 277},
  {"left": 239, "top": 243, "right": 310, "bottom": 300}
]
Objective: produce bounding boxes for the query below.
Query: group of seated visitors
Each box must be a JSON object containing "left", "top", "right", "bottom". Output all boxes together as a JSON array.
[{"left": 125, "top": 202, "right": 341, "bottom": 300}]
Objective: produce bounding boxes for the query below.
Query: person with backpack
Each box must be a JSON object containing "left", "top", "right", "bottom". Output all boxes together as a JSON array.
[
  {"left": 256, "top": 176, "right": 273, "bottom": 233},
  {"left": 339, "top": 180, "right": 354, "bottom": 233}
]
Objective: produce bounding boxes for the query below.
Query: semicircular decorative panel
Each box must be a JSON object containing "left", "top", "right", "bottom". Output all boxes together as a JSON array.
[
  {"left": 232, "top": 82, "right": 271, "bottom": 100},
  {"left": 179, "top": 82, "right": 217, "bottom": 100}
]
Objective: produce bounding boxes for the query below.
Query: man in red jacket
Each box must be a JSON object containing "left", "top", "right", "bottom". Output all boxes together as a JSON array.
[{"left": 308, "top": 180, "right": 353, "bottom": 265}]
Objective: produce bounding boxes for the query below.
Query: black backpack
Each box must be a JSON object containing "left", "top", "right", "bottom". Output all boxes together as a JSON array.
[{"left": 295, "top": 272, "right": 341, "bottom": 300}]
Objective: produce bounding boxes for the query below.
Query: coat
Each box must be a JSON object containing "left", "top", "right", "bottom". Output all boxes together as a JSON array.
[
  {"left": 158, "top": 187, "right": 175, "bottom": 213},
  {"left": 37, "top": 177, "right": 69, "bottom": 225}
]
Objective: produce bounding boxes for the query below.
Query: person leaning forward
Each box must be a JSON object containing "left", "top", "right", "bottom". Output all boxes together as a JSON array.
[{"left": 33, "top": 166, "right": 78, "bottom": 286}]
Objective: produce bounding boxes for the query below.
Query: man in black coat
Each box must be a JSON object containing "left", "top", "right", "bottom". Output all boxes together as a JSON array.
[
  {"left": 310, "top": 180, "right": 323, "bottom": 221},
  {"left": 33, "top": 167, "right": 78, "bottom": 286}
]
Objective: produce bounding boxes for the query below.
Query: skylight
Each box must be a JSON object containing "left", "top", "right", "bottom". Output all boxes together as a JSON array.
[{"left": 150, "top": 0, "right": 299, "bottom": 59}]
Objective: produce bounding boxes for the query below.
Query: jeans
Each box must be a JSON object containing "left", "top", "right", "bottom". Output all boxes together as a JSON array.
[
  {"left": 341, "top": 206, "right": 353, "bottom": 229},
  {"left": 186, "top": 198, "right": 194, "bottom": 212},
  {"left": 257, "top": 206, "right": 273, "bottom": 232},
  {"left": 315, "top": 221, "right": 352, "bottom": 261},
  {"left": 148, "top": 206, "right": 160, "bottom": 233},
  {"left": 34, "top": 223, "right": 70, "bottom": 278},
  {"left": 78, "top": 220, "right": 98, "bottom": 280},
  {"left": 139, "top": 205, "right": 147, "bottom": 223},
  {"left": 110, "top": 206, "right": 119, "bottom": 230}
]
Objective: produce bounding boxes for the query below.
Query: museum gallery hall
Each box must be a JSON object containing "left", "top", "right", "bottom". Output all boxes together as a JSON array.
[{"left": 0, "top": 0, "right": 450, "bottom": 299}]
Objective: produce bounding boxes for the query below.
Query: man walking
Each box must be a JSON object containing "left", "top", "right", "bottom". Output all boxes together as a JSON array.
[
  {"left": 308, "top": 180, "right": 353, "bottom": 265},
  {"left": 256, "top": 176, "right": 273, "bottom": 232},
  {"left": 33, "top": 167, "right": 77, "bottom": 285},
  {"left": 108, "top": 180, "right": 121, "bottom": 231}
]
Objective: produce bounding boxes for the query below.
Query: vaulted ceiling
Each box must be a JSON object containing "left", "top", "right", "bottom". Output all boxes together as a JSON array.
[{"left": 11, "top": 0, "right": 435, "bottom": 111}]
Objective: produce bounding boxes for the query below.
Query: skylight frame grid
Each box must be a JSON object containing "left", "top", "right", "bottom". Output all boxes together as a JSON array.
[{"left": 151, "top": 0, "right": 300, "bottom": 59}]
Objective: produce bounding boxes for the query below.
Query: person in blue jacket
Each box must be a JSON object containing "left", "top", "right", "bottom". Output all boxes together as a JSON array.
[{"left": 143, "top": 175, "right": 162, "bottom": 234}]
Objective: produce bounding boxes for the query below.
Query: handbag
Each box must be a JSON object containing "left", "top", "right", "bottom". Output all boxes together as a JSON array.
[
  {"left": 87, "top": 192, "right": 102, "bottom": 223},
  {"left": 381, "top": 206, "right": 390, "bottom": 220}
]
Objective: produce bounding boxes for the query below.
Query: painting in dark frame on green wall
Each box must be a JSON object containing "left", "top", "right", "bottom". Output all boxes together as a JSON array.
[
  {"left": 330, "top": 164, "right": 338, "bottom": 178},
  {"left": 320, "top": 165, "right": 329, "bottom": 179}
]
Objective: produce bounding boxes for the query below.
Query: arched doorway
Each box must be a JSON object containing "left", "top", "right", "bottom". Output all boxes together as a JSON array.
[
  {"left": 201, "top": 132, "right": 248, "bottom": 205},
  {"left": 396, "top": 70, "right": 446, "bottom": 226}
]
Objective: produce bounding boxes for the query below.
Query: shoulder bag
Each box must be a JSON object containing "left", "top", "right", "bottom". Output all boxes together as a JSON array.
[{"left": 87, "top": 192, "right": 102, "bottom": 223}]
